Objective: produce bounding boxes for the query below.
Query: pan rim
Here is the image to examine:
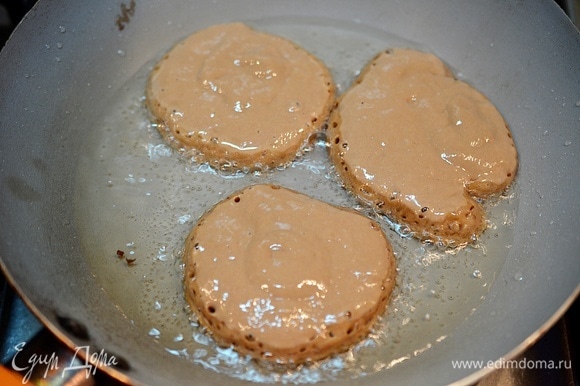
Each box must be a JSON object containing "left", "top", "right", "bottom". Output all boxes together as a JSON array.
[
  {"left": 1, "top": 258, "right": 577, "bottom": 385},
  {"left": 1, "top": 0, "right": 578, "bottom": 385}
]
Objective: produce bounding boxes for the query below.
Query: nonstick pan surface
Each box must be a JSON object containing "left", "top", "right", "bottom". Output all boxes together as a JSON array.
[{"left": 0, "top": 1, "right": 578, "bottom": 385}]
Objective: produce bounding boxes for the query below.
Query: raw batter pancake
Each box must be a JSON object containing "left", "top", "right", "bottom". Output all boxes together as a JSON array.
[
  {"left": 147, "top": 22, "right": 335, "bottom": 171},
  {"left": 183, "top": 184, "right": 396, "bottom": 363},
  {"left": 328, "top": 48, "right": 518, "bottom": 246}
]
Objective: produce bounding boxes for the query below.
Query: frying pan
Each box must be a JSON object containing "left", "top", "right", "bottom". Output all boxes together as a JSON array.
[{"left": 0, "top": 0, "right": 578, "bottom": 385}]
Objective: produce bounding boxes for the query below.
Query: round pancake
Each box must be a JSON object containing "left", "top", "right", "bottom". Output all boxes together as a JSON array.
[
  {"left": 183, "top": 184, "right": 396, "bottom": 363},
  {"left": 147, "top": 22, "right": 335, "bottom": 171},
  {"left": 328, "top": 48, "right": 518, "bottom": 246}
]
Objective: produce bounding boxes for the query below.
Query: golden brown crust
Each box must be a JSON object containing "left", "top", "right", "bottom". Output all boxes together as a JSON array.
[{"left": 328, "top": 49, "right": 518, "bottom": 246}]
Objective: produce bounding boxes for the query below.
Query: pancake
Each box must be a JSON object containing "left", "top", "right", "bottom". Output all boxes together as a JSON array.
[
  {"left": 328, "top": 48, "right": 518, "bottom": 246},
  {"left": 146, "top": 22, "right": 335, "bottom": 171},
  {"left": 183, "top": 184, "right": 396, "bottom": 363}
]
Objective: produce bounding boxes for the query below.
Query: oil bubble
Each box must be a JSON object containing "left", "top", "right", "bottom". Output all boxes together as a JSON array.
[{"left": 148, "top": 328, "right": 161, "bottom": 338}]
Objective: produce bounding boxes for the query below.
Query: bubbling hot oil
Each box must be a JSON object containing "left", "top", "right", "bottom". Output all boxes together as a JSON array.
[{"left": 75, "top": 17, "right": 517, "bottom": 383}]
